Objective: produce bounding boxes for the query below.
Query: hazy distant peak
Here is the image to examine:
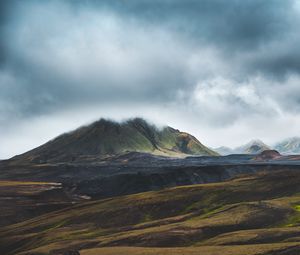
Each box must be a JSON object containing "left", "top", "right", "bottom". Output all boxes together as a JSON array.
[
  {"left": 215, "top": 139, "right": 270, "bottom": 155},
  {"left": 275, "top": 137, "right": 300, "bottom": 155}
]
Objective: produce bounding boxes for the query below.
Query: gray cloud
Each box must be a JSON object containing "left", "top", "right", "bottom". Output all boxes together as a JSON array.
[{"left": 1, "top": 0, "right": 300, "bottom": 158}]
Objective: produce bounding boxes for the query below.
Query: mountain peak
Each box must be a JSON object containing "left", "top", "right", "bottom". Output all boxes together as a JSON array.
[
  {"left": 235, "top": 139, "right": 270, "bottom": 154},
  {"left": 246, "top": 139, "right": 267, "bottom": 146}
]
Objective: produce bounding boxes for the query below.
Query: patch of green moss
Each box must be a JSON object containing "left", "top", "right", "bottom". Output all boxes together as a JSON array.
[
  {"left": 183, "top": 189, "right": 227, "bottom": 215},
  {"left": 199, "top": 205, "right": 228, "bottom": 219},
  {"left": 42, "top": 220, "right": 69, "bottom": 233},
  {"left": 281, "top": 204, "right": 300, "bottom": 227},
  {"left": 294, "top": 205, "right": 300, "bottom": 211},
  {"left": 141, "top": 213, "right": 153, "bottom": 223}
]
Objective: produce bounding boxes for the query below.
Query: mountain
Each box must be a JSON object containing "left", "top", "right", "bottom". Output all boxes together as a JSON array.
[
  {"left": 14, "top": 118, "right": 218, "bottom": 163},
  {"left": 213, "top": 146, "right": 234, "bottom": 155},
  {"left": 215, "top": 140, "right": 271, "bottom": 155},
  {"left": 275, "top": 137, "right": 300, "bottom": 155},
  {"left": 237, "top": 139, "right": 271, "bottom": 154}
]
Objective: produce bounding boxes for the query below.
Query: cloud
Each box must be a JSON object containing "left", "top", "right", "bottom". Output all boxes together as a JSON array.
[
  {"left": 1, "top": 0, "right": 300, "bottom": 158},
  {"left": 1, "top": 2, "right": 192, "bottom": 115}
]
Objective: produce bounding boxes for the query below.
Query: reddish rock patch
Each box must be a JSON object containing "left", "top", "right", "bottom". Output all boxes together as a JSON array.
[{"left": 255, "top": 150, "right": 282, "bottom": 160}]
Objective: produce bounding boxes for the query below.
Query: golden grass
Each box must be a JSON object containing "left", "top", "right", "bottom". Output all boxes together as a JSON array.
[
  {"left": 80, "top": 243, "right": 300, "bottom": 255},
  {"left": 2, "top": 170, "right": 300, "bottom": 255},
  {"left": 0, "top": 180, "right": 60, "bottom": 186}
]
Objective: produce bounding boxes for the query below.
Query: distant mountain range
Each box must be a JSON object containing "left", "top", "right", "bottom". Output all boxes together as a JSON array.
[
  {"left": 215, "top": 137, "right": 300, "bottom": 155},
  {"left": 274, "top": 137, "right": 300, "bottom": 155},
  {"left": 10, "top": 117, "right": 300, "bottom": 161},
  {"left": 214, "top": 140, "right": 270, "bottom": 155},
  {"left": 15, "top": 118, "right": 218, "bottom": 163}
]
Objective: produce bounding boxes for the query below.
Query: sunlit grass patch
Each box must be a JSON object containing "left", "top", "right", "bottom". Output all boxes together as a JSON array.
[
  {"left": 294, "top": 205, "right": 300, "bottom": 211},
  {"left": 283, "top": 204, "right": 300, "bottom": 227}
]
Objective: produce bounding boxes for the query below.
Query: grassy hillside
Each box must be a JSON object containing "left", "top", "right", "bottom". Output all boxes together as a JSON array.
[
  {"left": 0, "top": 181, "right": 81, "bottom": 228},
  {"left": 1, "top": 170, "right": 300, "bottom": 255},
  {"left": 14, "top": 118, "right": 217, "bottom": 163}
]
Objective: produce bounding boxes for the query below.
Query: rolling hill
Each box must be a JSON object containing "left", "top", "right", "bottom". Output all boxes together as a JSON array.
[
  {"left": 213, "top": 146, "right": 233, "bottom": 155},
  {"left": 13, "top": 118, "right": 217, "bottom": 163},
  {"left": 1, "top": 170, "right": 300, "bottom": 255}
]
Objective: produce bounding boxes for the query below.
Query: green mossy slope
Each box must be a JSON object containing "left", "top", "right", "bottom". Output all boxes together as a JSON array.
[{"left": 16, "top": 118, "right": 218, "bottom": 162}]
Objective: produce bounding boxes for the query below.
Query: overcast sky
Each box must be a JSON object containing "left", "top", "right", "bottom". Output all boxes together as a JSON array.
[{"left": 1, "top": 0, "right": 300, "bottom": 159}]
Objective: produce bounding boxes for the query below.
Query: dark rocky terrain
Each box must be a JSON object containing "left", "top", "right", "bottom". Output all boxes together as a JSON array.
[{"left": 0, "top": 151, "right": 298, "bottom": 200}]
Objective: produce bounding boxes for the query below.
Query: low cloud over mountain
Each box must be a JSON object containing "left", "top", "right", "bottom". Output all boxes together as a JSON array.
[{"left": 2, "top": 0, "right": 300, "bottom": 158}]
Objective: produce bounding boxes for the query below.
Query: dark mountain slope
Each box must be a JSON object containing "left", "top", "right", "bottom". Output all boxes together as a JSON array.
[{"left": 12, "top": 118, "right": 217, "bottom": 163}]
